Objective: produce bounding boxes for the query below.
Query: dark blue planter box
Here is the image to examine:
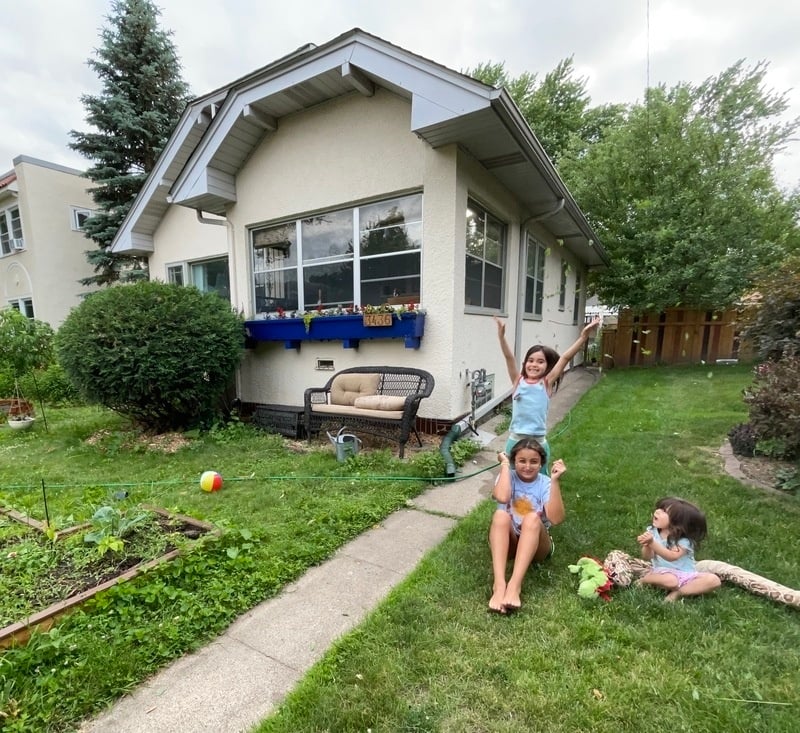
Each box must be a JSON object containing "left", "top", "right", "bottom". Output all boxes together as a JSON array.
[{"left": 244, "top": 312, "right": 425, "bottom": 350}]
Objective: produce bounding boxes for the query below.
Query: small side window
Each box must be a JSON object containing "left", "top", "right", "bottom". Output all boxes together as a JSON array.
[{"left": 71, "top": 207, "right": 93, "bottom": 231}]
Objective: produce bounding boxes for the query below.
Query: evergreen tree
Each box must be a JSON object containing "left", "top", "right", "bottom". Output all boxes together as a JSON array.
[{"left": 69, "top": 0, "right": 191, "bottom": 286}]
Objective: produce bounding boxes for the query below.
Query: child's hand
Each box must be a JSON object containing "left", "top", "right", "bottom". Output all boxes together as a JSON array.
[
  {"left": 493, "top": 316, "right": 506, "bottom": 337},
  {"left": 497, "top": 451, "right": 510, "bottom": 465},
  {"left": 550, "top": 459, "right": 566, "bottom": 478},
  {"left": 637, "top": 531, "right": 653, "bottom": 546},
  {"left": 582, "top": 317, "right": 601, "bottom": 337}
]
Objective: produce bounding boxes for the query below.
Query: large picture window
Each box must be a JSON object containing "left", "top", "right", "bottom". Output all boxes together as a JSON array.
[
  {"left": 524, "top": 234, "right": 546, "bottom": 318},
  {"left": 465, "top": 199, "right": 505, "bottom": 310},
  {"left": 252, "top": 193, "right": 422, "bottom": 313}
]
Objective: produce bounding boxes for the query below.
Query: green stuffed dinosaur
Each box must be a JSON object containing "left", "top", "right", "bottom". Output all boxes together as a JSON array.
[{"left": 568, "top": 556, "right": 613, "bottom": 601}]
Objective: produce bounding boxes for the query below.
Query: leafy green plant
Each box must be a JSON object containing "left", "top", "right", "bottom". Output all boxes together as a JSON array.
[
  {"left": 56, "top": 280, "right": 244, "bottom": 432},
  {"left": 775, "top": 466, "right": 800, "bottom": 493},
  {"left": 744, "top": 356, "right": 800, "bottom": 460},
  {"left": 84, "top": 506, "right": 151, "bottom": 556}
]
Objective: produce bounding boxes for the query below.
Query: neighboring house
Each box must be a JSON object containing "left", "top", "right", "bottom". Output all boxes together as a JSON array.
[
  {"left": 0, "top": 156, "right": 98, "bottom": 327},
  {"left": 111, "top": 28, "right": 609, "bottom": 429}
]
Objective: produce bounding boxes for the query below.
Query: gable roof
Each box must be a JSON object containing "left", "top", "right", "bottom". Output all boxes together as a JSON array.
[{"left": 112, "top": 28, "right": 608, "bottom": 267}]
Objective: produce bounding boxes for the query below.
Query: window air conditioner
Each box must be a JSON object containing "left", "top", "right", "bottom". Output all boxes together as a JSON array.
[{"left": 11, "top": 238, "right": 25, "bottom": 250}]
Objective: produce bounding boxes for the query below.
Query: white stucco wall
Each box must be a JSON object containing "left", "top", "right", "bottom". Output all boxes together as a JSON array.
[
  {"left": 2, "top": 158, "right": 98, "bottom": 327},
  {"left": 232, "top": 89, "right": 460, "bottom": 420},
  {"left": 150, "top": 87, "right": 590, "bottom": 424}
]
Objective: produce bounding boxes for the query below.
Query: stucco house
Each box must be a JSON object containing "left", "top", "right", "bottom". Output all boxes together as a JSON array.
[
  {"left": 1, "top": 155, "right": 98, "bottom": 327},
  {"left": 111, "top": 28, "right": 609, "bottom": 431}
]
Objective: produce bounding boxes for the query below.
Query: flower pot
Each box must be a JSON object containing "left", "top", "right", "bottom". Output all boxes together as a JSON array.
[{"left": 8, "top": 416, "right": 35, "bottom": 430}]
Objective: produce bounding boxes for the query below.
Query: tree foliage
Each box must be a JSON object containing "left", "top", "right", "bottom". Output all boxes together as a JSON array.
[
  {"left": 69, "top": 0, "right": 191, "bottom": 287},
  {"left": 738, "top": 254, "right": 800, "bottom": 361},
  {"left": 0, "top": 309, "right": 54, "bottom": 377},
  {"left": 559, "top": 61, "right": 800, "bottom": 311},
  {"left": 56, "top": 282, "right": 244, "bottom": 432},
  {"left": 467, "top": 57, "right": 625, "bottom": 164}
]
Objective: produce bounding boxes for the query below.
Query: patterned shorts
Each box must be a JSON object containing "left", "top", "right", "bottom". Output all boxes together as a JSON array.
[{"left": 651, "top": 567, "right": 700, "bottom": 587}]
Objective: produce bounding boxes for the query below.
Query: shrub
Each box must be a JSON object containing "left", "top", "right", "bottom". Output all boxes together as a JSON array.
[
  {"left": 738, "top": 254, "right": 800, "bottom": 361},
  {"left": 56, "top": 281, "right": 244, "bottom": 432},
  {"left": 743, "top": 356, "right": 800, "bottom": 460},
  {"left": 727, "top": 422, "right": 757, "bottom": 457}
]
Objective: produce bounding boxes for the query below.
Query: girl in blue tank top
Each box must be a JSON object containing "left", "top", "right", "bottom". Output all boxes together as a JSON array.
[{"left": 495, "top": 316, "right": 600, "bottom": 472}]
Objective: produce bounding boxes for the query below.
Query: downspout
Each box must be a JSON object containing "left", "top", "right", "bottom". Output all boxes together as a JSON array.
[
  {"left": 195, "top": 209, "right": 241, "bottom": 399},
  {"left": 439, "top": 199, "right": 566, "bottom": 477}
]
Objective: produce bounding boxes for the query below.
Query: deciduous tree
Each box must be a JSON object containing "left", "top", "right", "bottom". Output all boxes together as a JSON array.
[{"left": 559, "top": 61, "right": 800, "bottom": 311}]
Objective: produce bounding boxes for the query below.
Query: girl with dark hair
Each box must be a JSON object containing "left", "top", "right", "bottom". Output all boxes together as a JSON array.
[
  {"left": 488, "top": 438, "right": 567, "bottom": 614},
  {"left": 636, "top": 497, "right": 721, "bottom": 602},
  {"left": 495, "top": 316, "right": 600, "bottom": 468}
]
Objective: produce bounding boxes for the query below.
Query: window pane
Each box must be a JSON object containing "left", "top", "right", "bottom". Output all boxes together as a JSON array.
[
  {"left": 360, "top": 222, "right": 421, "bottom": 256},
  {"left": 167, "top": 265, "right": 184, "bottom": 285},
  {"left": 302, "top": 210, "right": 353, "bottom": 263},
  {"left": 484, "top": 238, "right": 501, "bottom": 265},
  {"left": 191, "top": 258, "right": 230, "bottom": 301},
  {"left": 483, "top": 263, "right": 503, "bottom": 310},
  {"left": 361, "top": 252, "right": 420, "bottom": 304},
  {"left": 253, "top": 224, "right": 297, "bottom": 267},
  {"left": 303, "top": 261, "right": 354, "bottom": 309},
  {"left": 255, "top": 270, "right": 298, "bottom": 311},
  {"left": 465, "top": 255, "right": 483, "bottom": 307},
  {"left": 524, "top": 277, "right": 535, "bottom": 313},
  {"left": 359, "top": 194, "right": 422, "bottom": 229},
  {"left": 10, "top": 208, "right": 22, "bottom": 239}
]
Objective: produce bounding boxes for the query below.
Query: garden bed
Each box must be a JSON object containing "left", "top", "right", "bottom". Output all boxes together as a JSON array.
[{"left": 0, "top": 505, "right": 216, "bottom": 648}]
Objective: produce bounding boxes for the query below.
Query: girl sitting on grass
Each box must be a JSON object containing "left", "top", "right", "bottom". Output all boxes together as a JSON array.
[
  {"left": 488, "top": 438, "right": 566, "bottom": 614},
  {"left": 636, "top": 497, "right": 721, "bottom": 602}
]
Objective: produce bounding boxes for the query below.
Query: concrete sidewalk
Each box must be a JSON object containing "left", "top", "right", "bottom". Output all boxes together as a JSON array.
[{"left": 81, "top": 367, "right": 599, "bottom": 733}]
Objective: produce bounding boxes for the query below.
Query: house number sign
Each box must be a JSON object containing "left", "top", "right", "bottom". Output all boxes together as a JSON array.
[{"left": 362, "top": 313, "right": 393, "bottom": 327}]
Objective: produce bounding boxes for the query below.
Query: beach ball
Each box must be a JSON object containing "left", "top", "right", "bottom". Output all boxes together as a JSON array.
[{"left": 200, "top": 470, "right": 223, "bottom": 492}]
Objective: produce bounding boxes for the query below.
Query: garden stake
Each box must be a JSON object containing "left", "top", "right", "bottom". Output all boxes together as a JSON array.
[{"left": 41, "top": 479, "right": 51, "bottom": 528}]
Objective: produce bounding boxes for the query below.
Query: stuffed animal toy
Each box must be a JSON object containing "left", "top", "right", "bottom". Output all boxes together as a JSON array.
[
  {"left": 568, "top": 556, "right": 613, "bottom": 601},
  {"left": 602, "top": 550, "right": 800, "bottom": 609}
]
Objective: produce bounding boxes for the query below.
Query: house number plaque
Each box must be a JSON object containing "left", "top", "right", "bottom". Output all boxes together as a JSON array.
[{"left": 363, "top": 313, "right": 393, "bottom": 327}]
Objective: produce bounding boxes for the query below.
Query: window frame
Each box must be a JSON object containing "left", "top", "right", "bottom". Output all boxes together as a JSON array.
[
  {"left": 71, "top": 207, "right": 94, "bottom": 231},
  {"left": 250, "top": 192, "right": 423, "bottom": 314},
  {"left": 523, "top": 234, "right": 547, "bottom": 319},
  {"left": 464, "top": 198, "right": 506, "bottom": 312},
  {"left": 1, "top": 205, "right": 23, "bottom": 255},
  {"left": 559, "top": 258, "right": 568, "bottom": 311},
  {"left": 8, "top": 298, "right": 34, "bottom": 318}
]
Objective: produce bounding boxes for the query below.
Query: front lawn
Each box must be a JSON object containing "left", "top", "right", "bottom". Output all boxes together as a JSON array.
[
  {"left": 0, "top": 410, "right": 445, "bottom": 731},
  {"left": 255, "top": 365, "right": 800, "bottom": 733}
]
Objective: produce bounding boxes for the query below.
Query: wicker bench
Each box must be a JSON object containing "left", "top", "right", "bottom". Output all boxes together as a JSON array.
[{"left": 304, "top": 366, "right": 435, "bottom": 457}]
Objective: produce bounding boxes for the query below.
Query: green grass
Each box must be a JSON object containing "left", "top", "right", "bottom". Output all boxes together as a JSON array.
[
  {"left": 253, "top": 365, "right": 800, "bottom": 733},
  {"left": 0, "top": 410, "right": 454, "bottom": 731}
]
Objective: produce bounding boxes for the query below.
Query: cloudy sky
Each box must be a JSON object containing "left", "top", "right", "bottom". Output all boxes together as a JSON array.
[{"left": 2, "top": 0, "right": 799, "bottom": 189}]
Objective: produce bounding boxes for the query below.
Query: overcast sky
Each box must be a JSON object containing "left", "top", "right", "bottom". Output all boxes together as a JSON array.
[{"left": 2, "top": 0, "right": 799, "bottom": 189}]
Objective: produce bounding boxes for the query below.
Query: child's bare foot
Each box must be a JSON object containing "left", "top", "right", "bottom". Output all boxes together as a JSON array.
[
  {"left": 489, "top": 584, "right": 507, "bottom": 613},
  {"left": 502, "top": 588, "right": 522, "bottom": 611},
  {"left": 665, "top": 590, "right": 681, "bottom": 603}
]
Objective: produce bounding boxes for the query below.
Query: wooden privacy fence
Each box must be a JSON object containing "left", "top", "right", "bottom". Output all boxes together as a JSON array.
[{"left": 597, "top": 309, "right": 746, "bottom": 368}]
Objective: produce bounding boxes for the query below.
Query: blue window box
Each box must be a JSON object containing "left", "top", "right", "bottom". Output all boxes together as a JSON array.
[{"left": 244, "top": 312, "right": 425, "bottom": 350}]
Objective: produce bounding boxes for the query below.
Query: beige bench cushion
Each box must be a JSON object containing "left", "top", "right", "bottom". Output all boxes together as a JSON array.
[
  {"left": 353, "top": 395, "right": 407, "bottom": 411},
  {"left": 329, "top": 373, "right": 380, "bottom": 405},
  {"left": 311, "top": 404, "right": 404, "bottom": 420}
]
